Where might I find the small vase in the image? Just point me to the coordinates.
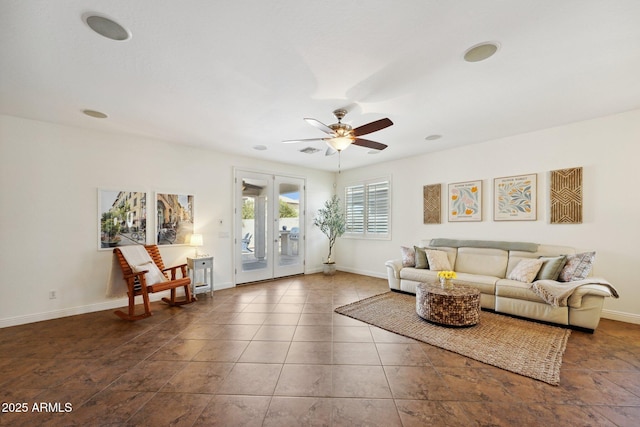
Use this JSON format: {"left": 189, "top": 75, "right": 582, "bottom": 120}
{"left": 439, "top": 277, "right": 453, "bottom": 289}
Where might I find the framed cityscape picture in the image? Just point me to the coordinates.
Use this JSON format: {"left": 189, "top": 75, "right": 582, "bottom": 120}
{"left": 448, "top": 180, "right": 482, "bottom": 222}
{"left": 98, "top": 189, "right": 148, "bottom": 250}
{"left": 494, "top": 173, "right": 537, "bottom": 221}
{"left": 155, "top": 192, "right": 195, "bottom": 245}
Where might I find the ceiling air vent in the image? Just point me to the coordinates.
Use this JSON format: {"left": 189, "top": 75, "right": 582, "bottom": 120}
{"left": 299, "top": 147, "right": 321, "bottom": 154}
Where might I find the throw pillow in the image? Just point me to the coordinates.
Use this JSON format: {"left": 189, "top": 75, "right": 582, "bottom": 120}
{"left": 558, "top": 251, "right": 596, "bottom": 282}
{"left": 414, "top": 246, "right": 429, "bottom": 269}
{"left": 400, "top": 246, "right": 416, "bottom": 267}
{"left": 508, "top": 258, "right": 544, "bottom": 283}
{"left": 132, "top": 261, "right": 168, "bottom": 286}
{"left": 535, "top": 256, "right": 567, "bottom": 281}
{"left": 425, "top": 249, "right": 451, "bottom": 271}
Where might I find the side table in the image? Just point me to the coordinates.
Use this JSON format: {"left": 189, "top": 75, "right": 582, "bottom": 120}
{"left": 187, "top": 256, "right": 214, "bottom": 298}
{"left": 416, "top": 281, "right": 480, "bottom": 327}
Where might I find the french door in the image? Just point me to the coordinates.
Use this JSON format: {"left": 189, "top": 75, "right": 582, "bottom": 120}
{"left": 234, "top": 170, "right": 305, "bottom": 284}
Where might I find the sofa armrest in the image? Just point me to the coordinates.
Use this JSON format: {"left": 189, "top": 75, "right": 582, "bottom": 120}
{"left": 385, "top": 259, "right": 403, "bottom": 290}
{"left": 568, "top": 282, "right": 617, "bottom": 309}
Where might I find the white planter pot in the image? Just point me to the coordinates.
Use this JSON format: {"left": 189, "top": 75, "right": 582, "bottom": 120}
{"left": 323, "top": 263, "right": 336, "bottom": 276}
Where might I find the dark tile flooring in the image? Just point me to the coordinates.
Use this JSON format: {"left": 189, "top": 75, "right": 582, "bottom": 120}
{"left": 1, "top": 272, "right": 639, "bottom": 426}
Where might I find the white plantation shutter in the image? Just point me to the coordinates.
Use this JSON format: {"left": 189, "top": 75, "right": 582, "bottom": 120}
{"left": 344, "top": 178, "right": 391, "bottom": 239}
{"left": 345, "top": 184, "right": 364, "bottom": 233}
{"left": 366, "top": 181, "right": 389, "bottom": 234}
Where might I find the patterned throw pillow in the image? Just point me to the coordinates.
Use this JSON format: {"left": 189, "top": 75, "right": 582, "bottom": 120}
{"left": 400, "top": 246, "right": 416, "bottom": 267}
{"left": 558, "top": 252, "right": 595, "bottom": 282}
{"left": 535, "top": 256, "right": 567, "bottom": 281}
{"left": 508, "top": 259, "right": 544, "bottom": 283}
{"left": 414, "top": 246, "right": 429, "bottom": 269}
{"left": 425, "top": 249, "right": 452, "bottom": 271}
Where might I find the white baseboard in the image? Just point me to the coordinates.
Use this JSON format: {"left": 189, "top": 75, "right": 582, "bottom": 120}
{"left": 336, "top": 266, "right": 387, "bottom": 280}
{"left": 601, "top": 309, "right": 640, "bottom": 325}
{"left": 1, "top": 283, "right": 239, "bottom": 329}
{"left": 0, "top": 297, "right": 142, "bottom": 328}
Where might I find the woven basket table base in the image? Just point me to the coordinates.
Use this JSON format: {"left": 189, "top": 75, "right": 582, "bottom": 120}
{"left": 416, "top": 282, "right": 481, "bottom": 327}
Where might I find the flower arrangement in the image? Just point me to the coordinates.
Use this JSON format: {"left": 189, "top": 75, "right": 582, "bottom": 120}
{"left": 437, "top": 271, "right": 457, "bottom": 280}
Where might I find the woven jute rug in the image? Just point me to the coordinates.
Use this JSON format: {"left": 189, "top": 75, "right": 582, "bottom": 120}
{"left": 335, "top": 292, "right": 571, "bottom": 385}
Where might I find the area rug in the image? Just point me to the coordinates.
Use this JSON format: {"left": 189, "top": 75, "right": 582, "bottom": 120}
{"left": 335, "top": 292, "right": 571, "bottom": 385}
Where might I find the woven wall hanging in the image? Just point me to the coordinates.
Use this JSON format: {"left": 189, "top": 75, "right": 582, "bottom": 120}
{"left": 550, "top": 167, "right": 583, "bottom": 224}
{"left": 423, "top": 184, "right": 441, "bottom": 224}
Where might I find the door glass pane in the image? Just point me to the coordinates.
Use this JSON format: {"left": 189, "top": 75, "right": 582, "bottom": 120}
{"left": 241, "top": 178, "right": 268, "bottom": 272}
{"left": 278, "top": 182, "right": 300, "bottom": 267}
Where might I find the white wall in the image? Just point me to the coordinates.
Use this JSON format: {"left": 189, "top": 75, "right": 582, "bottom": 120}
{"left": 3, "top": 110, "right": 639, "bottom": 326}
{"left": 335, "top": 109, "right": 640, "bottom": 324}
{"left": 0, "top": 115, "right": 335, "bottom": 327}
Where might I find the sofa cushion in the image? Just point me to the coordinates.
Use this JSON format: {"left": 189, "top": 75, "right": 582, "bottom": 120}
{"left": 451, "top": 272, "right": 499, "bottom": 295}
{"left": 414, "top": 246, "right": 429, "bottom": 269}
{"left": 399, "top": 267, "right": 438, "bottom": 283}
{"left": 400, "top": 246, "right": 415, "bottom": 267}
{"left": 507, "top": 259, "right": 544, "bottom": 283}
{"left": 495, "top": 279, "right": 547, "bottom": 303}
{"left": 430, "top": 238, "right": 538, "bottom": 252}
{"left": 559, "top": 251, "right": 595, "bottom": 282}
{"left": 425, "top": 249, "right": 451, "bottom": 271}
{"left": 535, "top": 256, "right": 567, "bottom": 281}
{"left": 454, "top": 247, "right": 509, "bottom": 277}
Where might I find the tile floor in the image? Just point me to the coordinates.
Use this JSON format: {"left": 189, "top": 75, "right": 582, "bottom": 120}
{"left": 1, "top": 272, "right": 639, "bottom": 426}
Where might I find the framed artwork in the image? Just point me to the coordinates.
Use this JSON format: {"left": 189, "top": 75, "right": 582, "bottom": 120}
{"left": 494, "top": 173, "right": 537, "bottom": 221}
{"left": 423, "top": 184, "right": 441, "bottom": 224}
{"left": 98, "top": 189, "right": 148, "bottom": 250}
{"left": 155, "top": 193, "right": 194, "bottom": 245}
{"left": 550, "top": 167, "right": 582, "bottom": 224}
{"left": 448, "top": 180, "right": 482, "bottom": 222}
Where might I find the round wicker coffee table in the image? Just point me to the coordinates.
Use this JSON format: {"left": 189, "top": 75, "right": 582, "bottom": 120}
{"left": 416, "top": 282, "right": 481, "bottom": 327}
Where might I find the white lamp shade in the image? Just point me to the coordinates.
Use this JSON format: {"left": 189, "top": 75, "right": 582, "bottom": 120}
{"left": 189, "top": 234, "right": 203, "bottom": 247}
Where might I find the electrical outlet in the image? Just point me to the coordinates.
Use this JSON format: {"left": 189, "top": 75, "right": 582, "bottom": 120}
{"left": 49, "top": 290, "right": 57, "bottom": 299}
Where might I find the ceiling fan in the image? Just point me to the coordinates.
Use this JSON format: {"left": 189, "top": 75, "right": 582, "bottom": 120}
{"left": 283, "top": 109, "right": 393, "bottom": 156}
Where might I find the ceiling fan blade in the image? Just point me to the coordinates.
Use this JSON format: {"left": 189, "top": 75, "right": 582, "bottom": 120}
{"left": 352, "top": 118, "right": 393, "bottom": 137}
{"left": 282, "top": 138, "right": 325, "bottom": 144}
{"left": 352, "top": 138, "right": 388, "bottom": 151}
{"left": 304, "top": 118, "right": 336, "bottom": 135}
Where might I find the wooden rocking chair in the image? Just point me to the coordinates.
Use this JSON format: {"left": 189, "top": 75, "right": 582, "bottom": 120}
{"left": 113, "top": 245, "right": 196, "bottom": 321}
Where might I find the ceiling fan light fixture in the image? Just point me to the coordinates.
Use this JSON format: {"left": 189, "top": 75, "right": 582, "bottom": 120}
{"left": 84, "top": 13, "right": 131, "bottom": 41}
{"left": 327, "top": 136, "right": 353, "bottom": 151}
{"left": 464, "top": 42, "right": 499, "bottom": 62}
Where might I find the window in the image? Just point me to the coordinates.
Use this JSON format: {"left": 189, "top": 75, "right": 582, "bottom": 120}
{"left": 344, "top": 178, "right": 391, "bottom": 239}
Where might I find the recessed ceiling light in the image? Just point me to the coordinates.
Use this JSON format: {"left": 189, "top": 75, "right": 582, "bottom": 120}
{"left": 425, "top": 134, "right": 442, "bottom": 141}
{"left": 84, "top": 14, "right": 131, "bottom": 41}
{"left": 83, "top": 109, "right": 108, "bottom": 119}
{"left": 253, "top": 145, "right": 267, "bottom": 151}
{"left": 464, "top": 42, "right": 499, "bottom": 62}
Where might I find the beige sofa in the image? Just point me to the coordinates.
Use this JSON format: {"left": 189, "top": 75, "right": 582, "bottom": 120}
{"left": 385, "top": 238, "right": 618, "bottom": 331}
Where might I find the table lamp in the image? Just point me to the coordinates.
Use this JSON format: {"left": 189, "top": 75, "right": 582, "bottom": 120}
{"left": 189, "top": 233, "right": 203, "bottom": 257}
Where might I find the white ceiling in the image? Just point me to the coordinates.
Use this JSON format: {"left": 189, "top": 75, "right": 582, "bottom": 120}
{"left": 2, "top": 1, "right": 640, "bottom": 172}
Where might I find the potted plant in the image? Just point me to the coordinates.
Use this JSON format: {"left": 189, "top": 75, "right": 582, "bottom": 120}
{"left": 313, "top": 195, "right": 346, "bottom": 275}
